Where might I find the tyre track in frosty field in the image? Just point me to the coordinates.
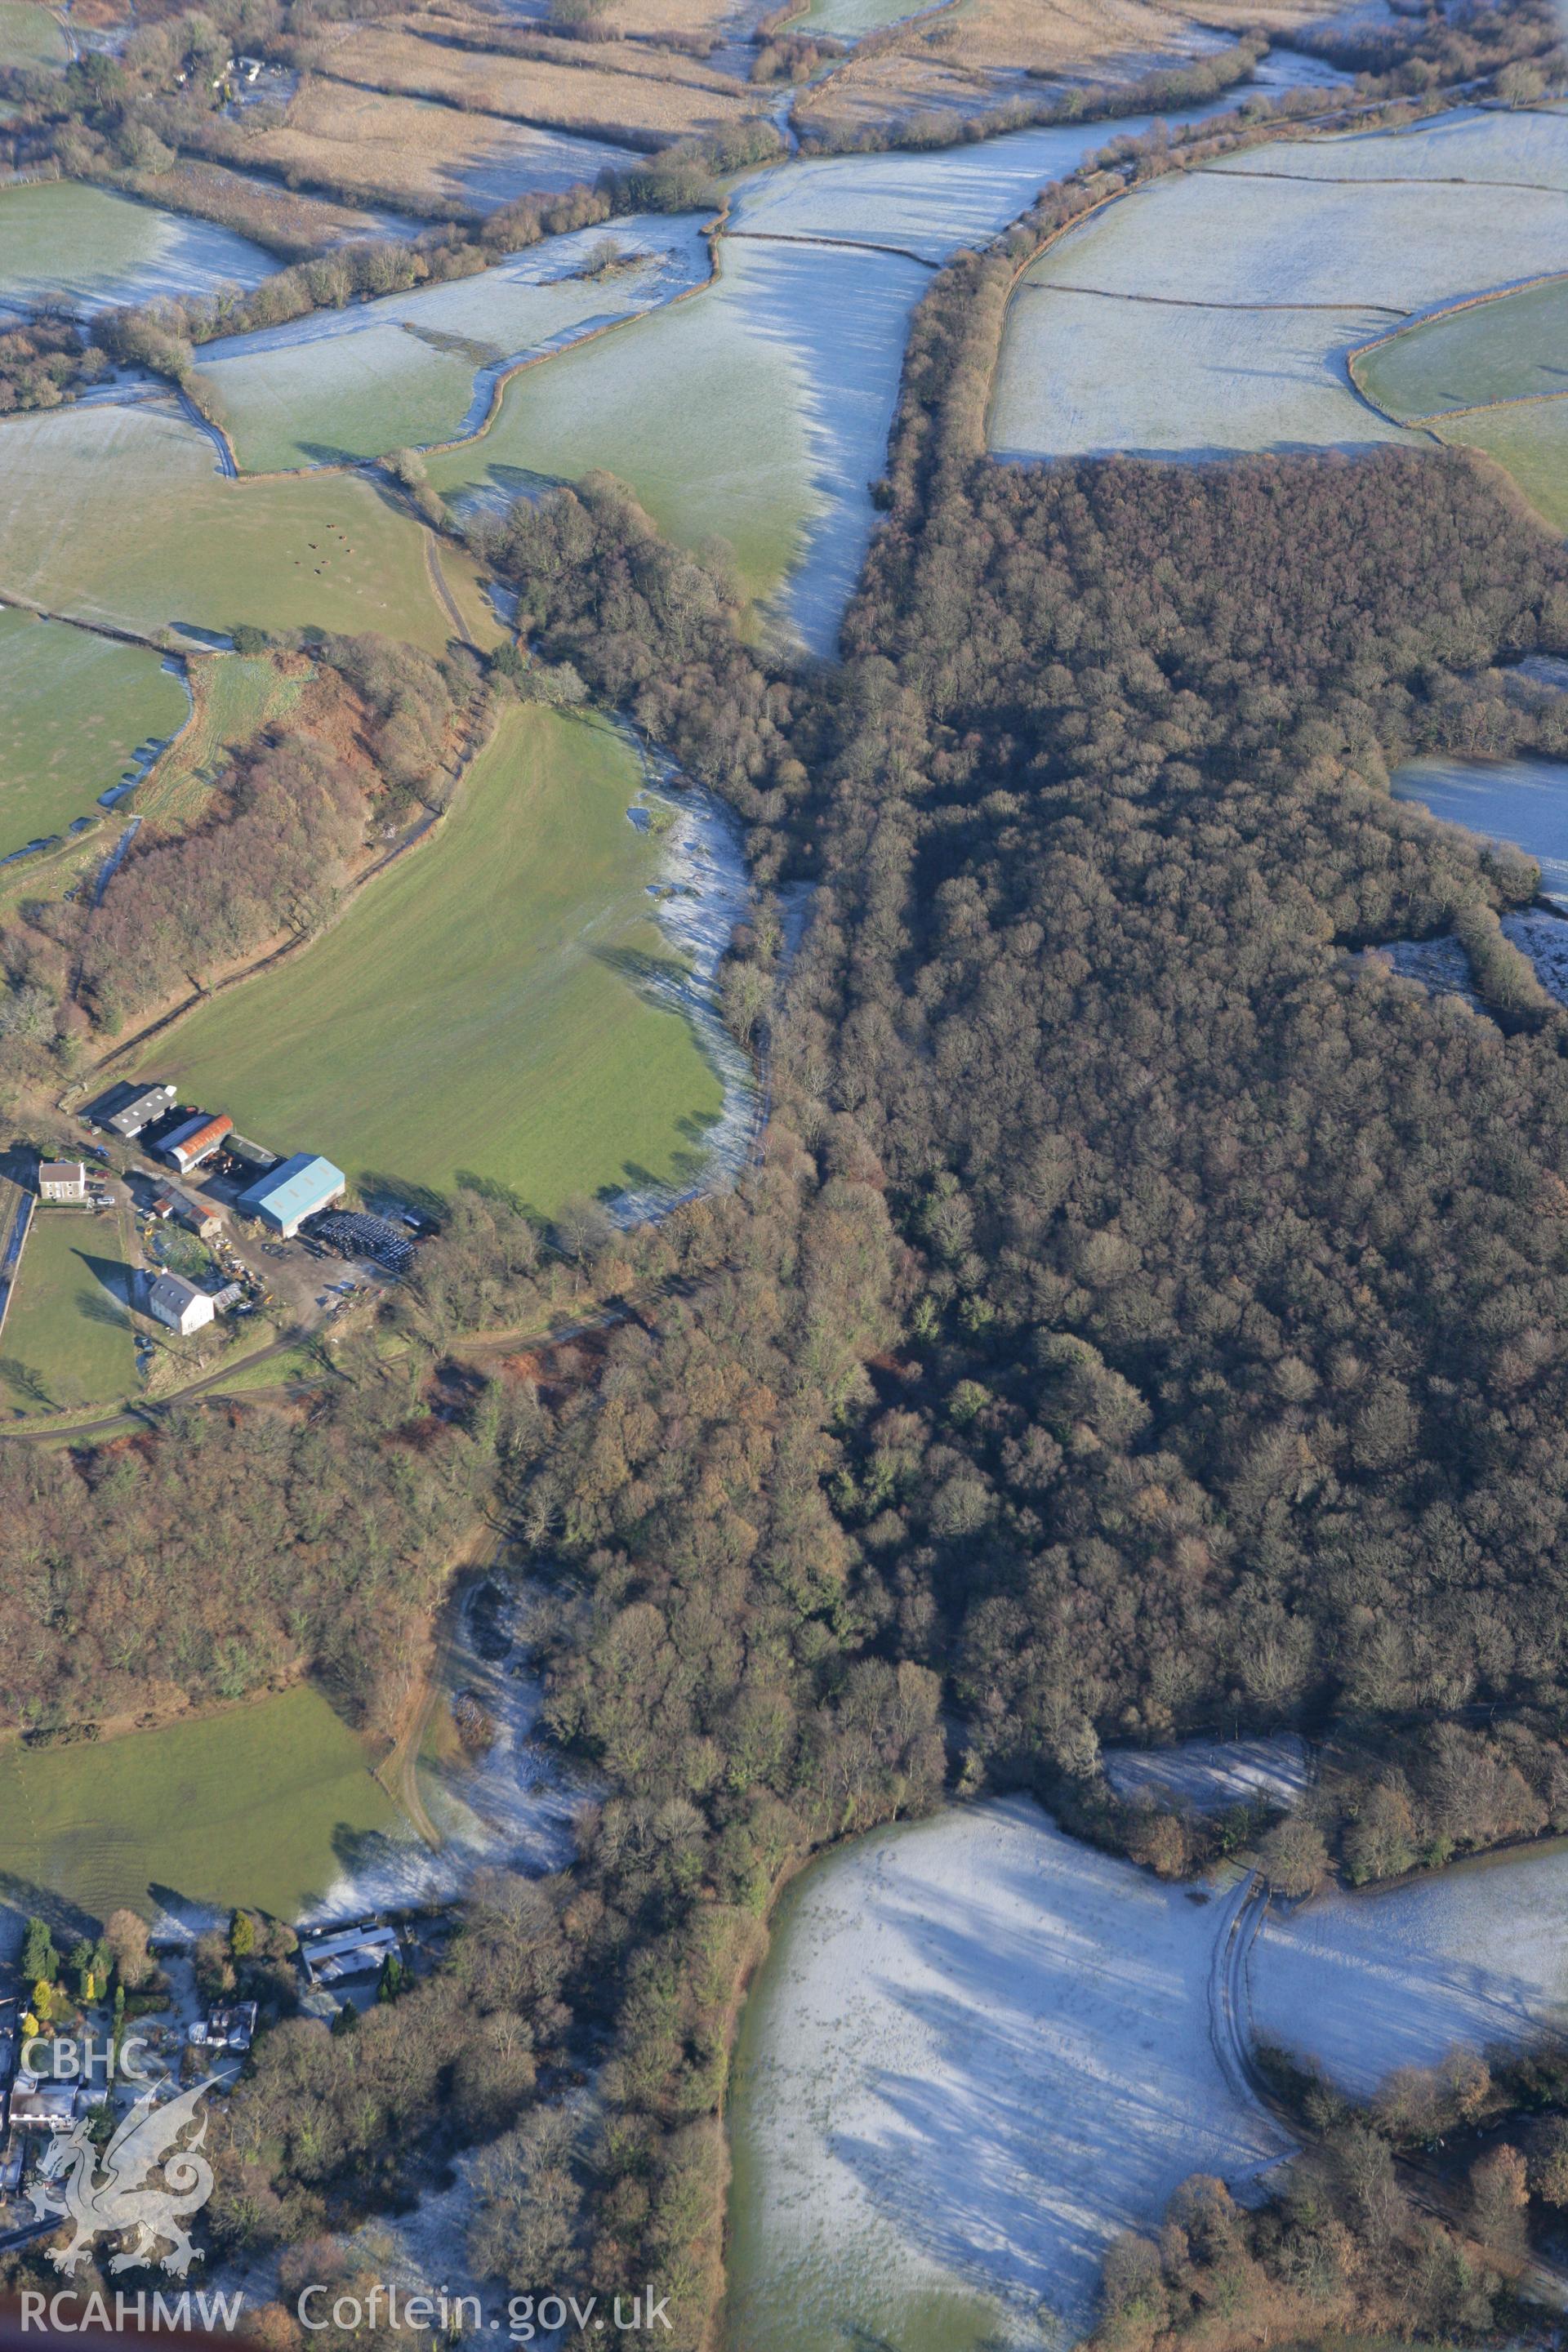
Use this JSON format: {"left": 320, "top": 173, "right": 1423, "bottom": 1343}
{"left": 1205, "top": 1864, "right": 1568, "bottom": 2309}
{"left": 1206, "top": 1866, "right": 1281, "bottom": 2125}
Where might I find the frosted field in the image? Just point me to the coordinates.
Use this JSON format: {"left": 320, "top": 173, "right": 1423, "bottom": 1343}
{"left": 728, "top": 99, "right": 1241, "bottom": 263}
{"left": 1392, "top": 754, "right": 1568, "bottom": 903}
{"left": 1250, "top": 1842, "right": 1568, "bottom": 2097}
{"left": 1019, "top": 170, "right": 1568, "bottom": 310}
{"left": 450, "top": 123, "right": 645, "bottom": 212}
{"left": 0, "top": 180, "right": 274, "bottom": 312}
{"left": 427, "top": 235, "right": 928, "bottom": 652}
{"left": 725, "top": 1797, "right": 1290, "bottom": 2352}
{"left": 794, "top": 0, "right": 935, "bottom": 30}
{"left": 1208, "top": 103, "right": 1568, "bottom": 190}
{"left": 190, "top": 221, "right": 707, "bottom": 470}
{"left": 989, "top": 113, "right": 1568, "bottom": 461}
{"left": 0, "top": 2, "right": 68, "bottom": 65}
{"left": 1105, "top": 1733, "right": 1311, "bottom": 1814}
{"left": 990, "top": 292, "right": 1419, "bottom": 457}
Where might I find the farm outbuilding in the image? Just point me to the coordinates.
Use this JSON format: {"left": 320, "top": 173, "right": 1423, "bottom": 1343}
{"left": 146, "top": 1272, "right": 216, "bottom": 1337}
{"left": 158, "top": 1112, "right": 234, "bottom": 1175}
{"left": 96, "top": 1080, "right": 176, "bottom": 1142}
{"left": 10, "top": 2085, "right": 80, "bottom": 2133}
{"left": 300, "top": 1922, "right": 399, "bottom": 1988}
{"left": 236, "top": 1152, "right": 345, "bottom": 1238}
{"left": 157, "top": 1187, "right": 223, "bottom": 1239}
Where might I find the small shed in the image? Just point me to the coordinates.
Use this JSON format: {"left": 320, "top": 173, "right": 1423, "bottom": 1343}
{"left": 168, "top": 1187, "right": 223, "bottom": 1240}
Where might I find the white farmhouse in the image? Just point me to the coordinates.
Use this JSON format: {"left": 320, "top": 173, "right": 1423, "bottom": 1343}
{"left": 146, "top": 1273, "right": 216, "bottom": 1338}
{"left": 38, "top": 1161, "right": 87, "bottom": 1202}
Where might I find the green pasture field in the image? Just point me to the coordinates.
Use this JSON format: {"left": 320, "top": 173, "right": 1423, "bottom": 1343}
{"left": 0, "top": 2, "right": 67, "bottom": 65}
{"left": 0, "top": 180, "right": 271, "bottom": 311}
{"left": 197, "top": 321, "right": 480, "bottom": 475}
{"left": 191, "top": 256, "right": 670, "bottom": 474}
{"left": 0, "top": 608, "right": 189, "bottom": 858}
{"left": 794, "top": 0, "right": 924, "bottom": 32}
{"left": 0, "top": 1209, "right": 136, "bottom": 1419}
{"left": 1353, "top": 276, "right": 1568, "bottom": 421}
{"left": 423, "top": 255, "right": 812, "bottom": 611}
{"left": 0, "top": 1684, "right": 403, "bottom": 1926}
{"left": 0, "top": 405, "right": 456, "bottom": 652}
{"left": 138, "top": 703, "right": 726, "bottom": 1214}
{"left": 1435, "top": 398, "right": 1568, "bottom": 531}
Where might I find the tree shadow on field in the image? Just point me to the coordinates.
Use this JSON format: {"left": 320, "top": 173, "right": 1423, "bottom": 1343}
{"left": 454, "top": 1169, "right": 530, "bottom": 1218}
{"left": 74, "top": 1250, "right": 136, "bottom": 1325}
{"left": 296, "top": 439, "right": 374, "bottom": 470}
{"left": 146, "top": 1882, "right": 228, "bottom": 1940}
{"left": 0, "top": 1356, "right": 55, "bottom": 1410}
{"left": 357, "top": 1170, "right": 452, "bottom": 1227}
{"left": 0, "top": 1870, "right": 100, "bottom": 1959}
{"left": 314, "top": 1817, "right": 438, "bottom": 1919}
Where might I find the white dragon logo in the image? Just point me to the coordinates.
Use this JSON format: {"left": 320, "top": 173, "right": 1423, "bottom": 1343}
{"left": 28, "top": 2074, "right": 229, "bottom": 2277}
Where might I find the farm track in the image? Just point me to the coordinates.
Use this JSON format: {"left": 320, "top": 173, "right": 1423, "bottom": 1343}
{"left": 1206, "top": 1867, "right": 1272, "bottom": 2111}
{"left": 422, "top": 528, "right": 475, "bottom": 648}
{"left": 1208, "top": 1869, "right": 1568, "bottom": 2307}
{"left": 0, "top": 1325, "right": 319, "bottom": 1442}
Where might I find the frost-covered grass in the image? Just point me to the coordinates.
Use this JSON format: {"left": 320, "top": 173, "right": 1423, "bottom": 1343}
{"left": 989, "top": 120, "right": 1568, "bottom": 463}
{"left": 0, "top": 1, "right": 67, "bottom": 66}
{"left": 426, "top": 235, "right": 927, "bottom": 650}
{"left": 726, "top": 1796, "right": 1290, "bottom": 2352}
{"left": 1024, "top": 169, "right": 1568, "bottom": 310}
{"left": 990, "top": 290, "right": 1418, "bottom": 457}
{"left": 729, "top": 104, "right": 1236, "bottom": 262}
{"left": 1391, "top": 753, "right": 1568, "bottom": 902}
{"left": 1250, "top": 1841, "right": 1568, "bottom": 2097}
{"left": 0, "top": 404, "right": 453, "bottom": 650}
{"left": 1354, "top": 275, "right": 1568, "bottom": 421}
{"left": 0, "top": 608, "right": 188, "bottom": 857}
{"left": 0, "top": 180, "right": 274, "bottom": 312}
{"left": 793, "top": 0, "right": 933, "bottom": 31}
{"left": 1104, "top": 1735, "right": 1310, "bottom": 1814}
{"left": 191, "top": 234, "right": 695, "bottom": 471}
{"left": 1209, "top": 104, "right": 1568, "bottom": 191}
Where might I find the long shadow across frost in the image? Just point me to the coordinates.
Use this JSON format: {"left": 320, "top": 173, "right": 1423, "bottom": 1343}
{"left": 726, "top": 1797, "right": 1291, "bottom": 2352}
{"left": 735, "top": 236, "right": 933, "bottom": 653}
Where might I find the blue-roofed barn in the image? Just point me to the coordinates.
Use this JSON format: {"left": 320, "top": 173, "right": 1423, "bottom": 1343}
{"left": 235, "top": 1152, "right": 346, "bottom": 1238}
